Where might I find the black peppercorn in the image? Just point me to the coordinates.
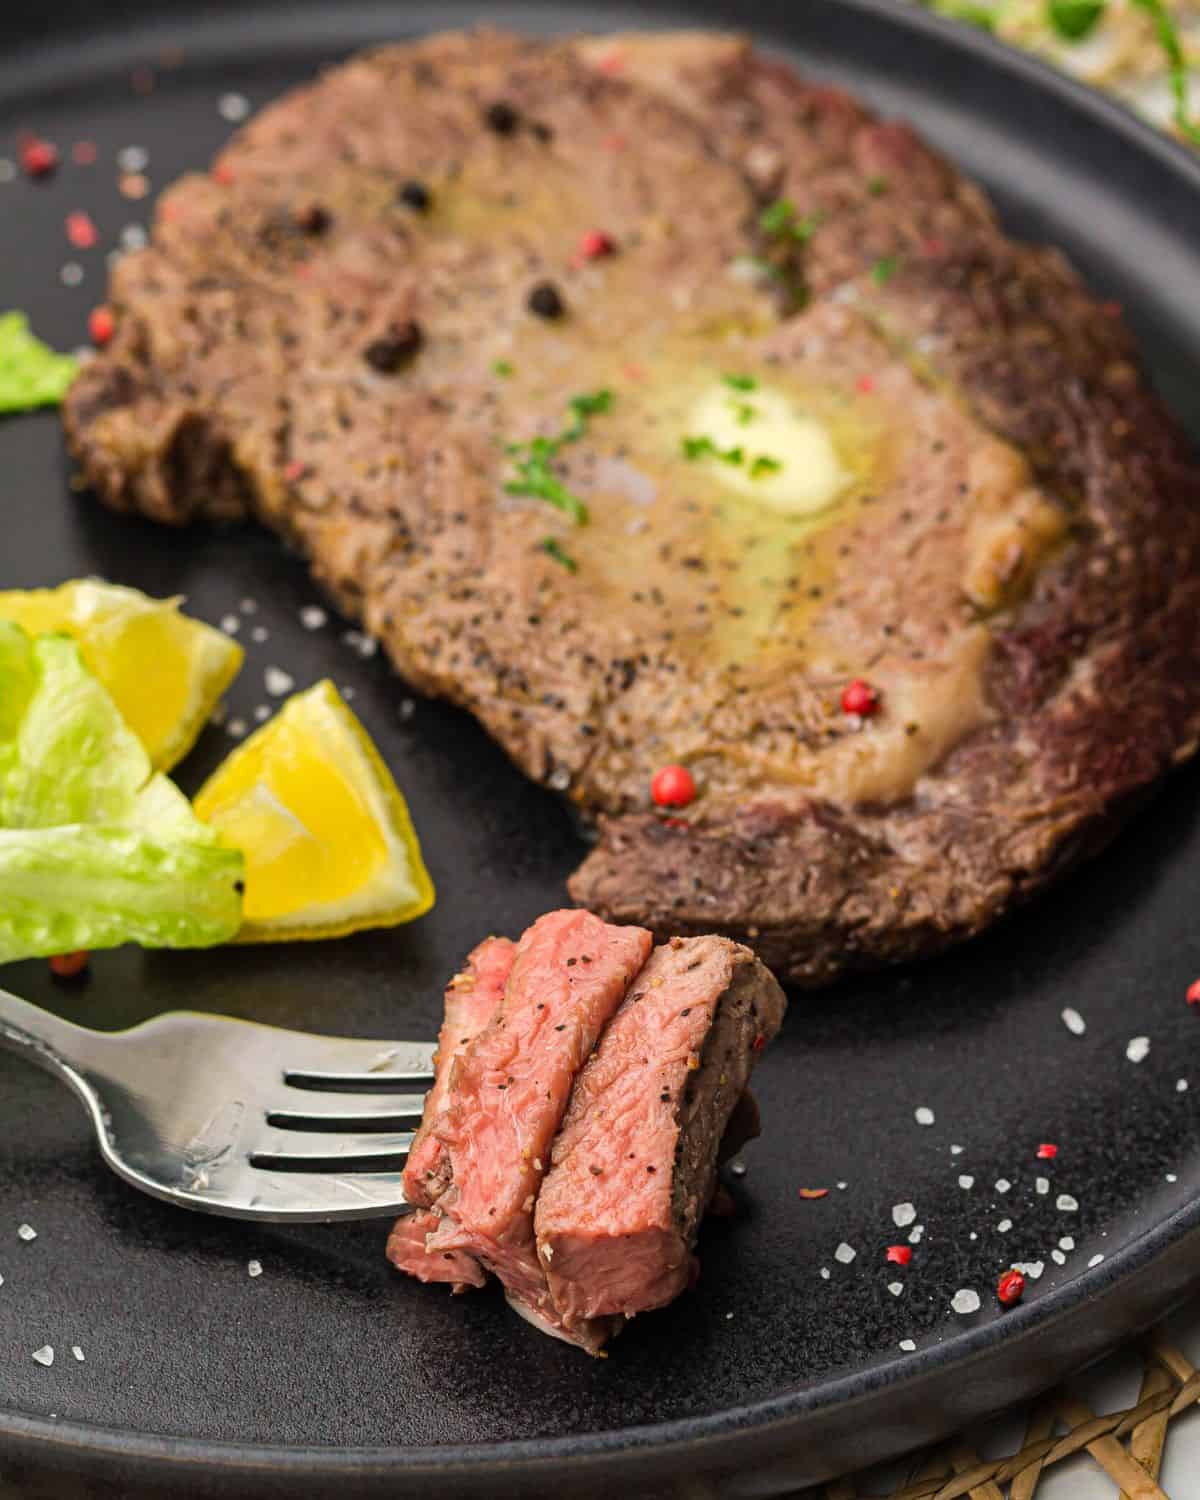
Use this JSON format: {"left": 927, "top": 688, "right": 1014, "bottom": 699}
{"left": 363, "top": 320, "right": 424, "bottom": 373}
{"left": 530, "top": 120, "right": 554, "bottom": 143}
{"left": 484, "top": 100, "right": 520, "bottom": 134}
{"left": 296, "top": 204, "right": 332, "bottom": 235}
{"left": 398, "top": 179, "right": 431, "bottom": 212}
{"left": 527, "top": 281, "right": 565, "bottom": 320}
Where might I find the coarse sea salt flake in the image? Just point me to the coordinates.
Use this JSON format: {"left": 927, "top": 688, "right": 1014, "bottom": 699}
{"left": 899, "top": 1338, "right": 916, "bottom": 1352}
{"left": 1126, "top": 1035, "right": 1151, "bottom": 1064}
{"left": 264, "top": 666, "right": 294, "bottom": 697}
{"left": 914, "top": 1107, "right": 935, "bottom": 1126}
{"left": 119, "top": 223, "right": 147, "bottom": 252}
{"left": 0, "top": 159, "right": 15, "bottom": 184}
{"left": 1059, "top": 1236, "right": 1075, "bottom": 1251}
{"left": 1013, "top": 1260, "right": 1044, "bottom": 1280}
{"left": 951, "top": 1289, "right": 981, "bottom": 1315}
{"left": 71, "top": 1345, "right": 84, "bottom": 1362}
{"left": 819, "top": 1267, "right": 830, "bottom": 1280}
{"left": 17, "top": 1224, "right": 36, "bottom": 1242}
{"left": 888, "top": 1282, "right": 903, "bottom": 1296}
{"left": 226, "top": 717, "right": 247, "bottom": 739}
{"left": 995, "top": 1178, "right": 1012, "bottom": 1193}
{"left": 300, "top": 606, "right": 327, "bottom": 631}
{"left": 950, "top": 1144, "right": 964, "bottom": 1155}
{"left": 1166, "top": 1173, "right": 1178, "bottom": 1183}
{"left": 1061, "top": 1007, "right": 1086, "bottom": 1036}
{"left": 32, "top": 1346, "right": 53, "bottom": 1367}
{"left": 958, "top": 1175, "right": 974, "bottom": 1190}
{"left": 834, "top": 1242, "right": 856, "bottom": 1265}
{"left": 220, "top": 614, "right": 240, "bottom": 635}
{"left": 117, "top": 145, "right": 149, "bottom": 173}
{"left": 1088, "top": 1254, "right": 1104, "bottom": 1267}
{"left": 1036, "top": 1177, "right": 1050, "bottom": 1195}
{"left": 1051, "top": 1250, "right": 1066, "bottom": 1266}
{"left": 251, "top": 626, "right": 269, "bottom": 644}
{"left": 218, "top": 93, "right": 250, "bottom": 122}
{"left": 1057, "top": 1194, "right": 1079, "bottom": 1212}
{"left": 1177, "top": 1078, "right": 1189, "bottom": 1093}
{"left": 254, "top": 705, "right": 270, "bottom": 722}
{"left": 892, "top": 1202, "right": 916, "bottom": 1228}
{"left": 908, "top": 1224, "right": 925, "bottom": 1245}
{"left": 60, "top": 262, "right": 84, "bottom": 287}
{"left": 248, "top": 1259, "right": 262, "bottom": 1278}
{"left": 998, "top": 1219, "right": 1013, "bottom": 1233}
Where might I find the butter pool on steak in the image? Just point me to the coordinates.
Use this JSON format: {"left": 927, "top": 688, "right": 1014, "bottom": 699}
{"left": 389, "top": 914, "right": 785, "bottom": 1350}
{"left": 65, "top": 30, "right": 1200, "bottom": 984}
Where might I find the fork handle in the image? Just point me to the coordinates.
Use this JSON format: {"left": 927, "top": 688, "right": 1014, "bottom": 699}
{"left": 0, "top": 985, "right": 105, "bottom": 1083}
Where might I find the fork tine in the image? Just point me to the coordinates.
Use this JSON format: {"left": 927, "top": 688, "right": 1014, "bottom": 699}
{"left": 251, "top": 1128, "right": 416, "bottom": 1163}
{"left": 245, "top": 1170, "right": 409, "bottom": 1220}
{"left": 266, "top": 1101, "right": 428, "bottom": 1127}
{"left": 280, "top": 1036, "right": 437, "bottom": 1084}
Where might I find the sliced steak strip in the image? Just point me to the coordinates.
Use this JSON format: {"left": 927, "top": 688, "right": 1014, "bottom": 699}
{"left": 534, "top": 935, "right": 785, "bottom": 1328}
{"left": 387, "top": 935, "right": 515, "bottom": 1292}
{"left": 402, "top": 935, "right": 516, "bottom": 1210}
{"left": 421, "top": 909, "right": 652, "bottom": 1336}
{"left": 385, "top": 1212, "right": 488, "bottom": 1292}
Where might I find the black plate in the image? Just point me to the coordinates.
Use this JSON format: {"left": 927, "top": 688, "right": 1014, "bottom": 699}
{"left": 3, "top": 1, "right": 1200, "bottom": 1494}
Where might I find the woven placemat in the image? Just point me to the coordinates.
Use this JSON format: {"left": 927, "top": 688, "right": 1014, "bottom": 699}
{"left": 817, "top": 1326, "right": 1200, "bottom": 1498}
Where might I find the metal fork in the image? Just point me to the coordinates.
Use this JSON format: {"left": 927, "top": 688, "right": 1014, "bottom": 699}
{"left": 0, "top": 986, "right": 435, "bottom": 1221}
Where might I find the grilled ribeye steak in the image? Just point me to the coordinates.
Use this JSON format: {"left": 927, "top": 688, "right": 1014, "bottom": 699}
{"left": 64, "top": 30, "right": 1200, "bottom": 983}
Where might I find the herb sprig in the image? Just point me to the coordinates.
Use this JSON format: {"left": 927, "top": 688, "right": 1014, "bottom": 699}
{"left": 505, "top": 389, "right": 613, "bottom": 575}
{"left": 682, "top": 434, "right": 783, "bottom": 480}
{"left": 504, "top": 388, "right": 614, "bottom": 526}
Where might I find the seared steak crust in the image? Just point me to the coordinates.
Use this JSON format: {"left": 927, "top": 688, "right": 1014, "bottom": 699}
{"left": 64, "top": 30, "right": 1200, "bottom": 983}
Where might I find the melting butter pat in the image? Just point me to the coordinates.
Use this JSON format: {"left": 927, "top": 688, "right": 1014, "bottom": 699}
{"left": 686, "top": 383, "right": 847, "bottom": 516}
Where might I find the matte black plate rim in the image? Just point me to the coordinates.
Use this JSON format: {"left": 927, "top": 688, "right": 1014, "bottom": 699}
{"left": 4, "top": 0, "right": 1200, "bottom": 1487}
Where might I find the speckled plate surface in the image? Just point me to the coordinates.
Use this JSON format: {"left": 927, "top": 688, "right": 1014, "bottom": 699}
{"left": 2, "top": 2, "right": 1200, "bottom": 1495}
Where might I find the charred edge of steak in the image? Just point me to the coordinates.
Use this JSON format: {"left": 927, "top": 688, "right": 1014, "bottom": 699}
{"left": 669, "top": 948, "right": 784, "bottom": 1259}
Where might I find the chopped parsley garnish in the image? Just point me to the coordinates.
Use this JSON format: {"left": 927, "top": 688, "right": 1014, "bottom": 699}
{"left": 867, "top": 175, "right": 889, "bottom": 197}
{"left": 871, "top": 255, "right": 899, "bottom": 287}
{"left": 563, "top": 388, "right": 613, "bottom": 440}
{"left": 491, "top": 359, "right": 514, "bottom": 378}
{"left": 759, "top": 198, "right": 823, "bottom": 243}
{"left": 0, "top": 311, "right": 79, "bottom": 414}
{"left": 732, "top": 402, "right": 757, "bottom": 427}
{"left": 540, "top": 536, "right": 578, "bottom": 572}
{"left": 681, "top": 435, "right": 743, "bottom": 465}
{"left": 504, "top": 388, "right": 613, "bottom": 526}
{"left": 721, "top": 373, "right": 758, "bottom": 392}
{"left": 683, "top": 435, "right": 783, "bottom": 477}
{"left": 1047, "top": 0, "right": 1104, "bottom": 38}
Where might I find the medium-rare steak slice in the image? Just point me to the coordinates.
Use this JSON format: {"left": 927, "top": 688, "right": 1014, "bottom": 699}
{"left": 535, "top": 935, "right": 785, "bottom": 1329}
{"left": 65, "top": 30, "right": 1200, "bottom": 984}
{"left": 417, "top": 909, "right": 651, "bottom": 1343}
{"left": 402, "top": 934, "right": 515, "bottom": 1209}
{"left": 387, "top": 934, "right": 515, "bottom": 1291}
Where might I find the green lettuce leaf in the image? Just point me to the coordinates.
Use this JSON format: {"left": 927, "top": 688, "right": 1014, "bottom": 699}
{"left": 0, "top": 621, "right": 243, "bottom": 960}
{"left": 0, "top": 826, "right": 243, "bottom": 963}
{"left": 0, "top": 312, "right": 80, "bottom": 414}
{"left": 1, "top": 629, "right": 150, "bottom": 828}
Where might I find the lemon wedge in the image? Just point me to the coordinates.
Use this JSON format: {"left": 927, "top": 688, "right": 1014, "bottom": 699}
{"left": 193, "top": 680, "right": 434, "bottom": 942}
{"left": 0, "top": 581, "right": 242, "bottom": 772}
